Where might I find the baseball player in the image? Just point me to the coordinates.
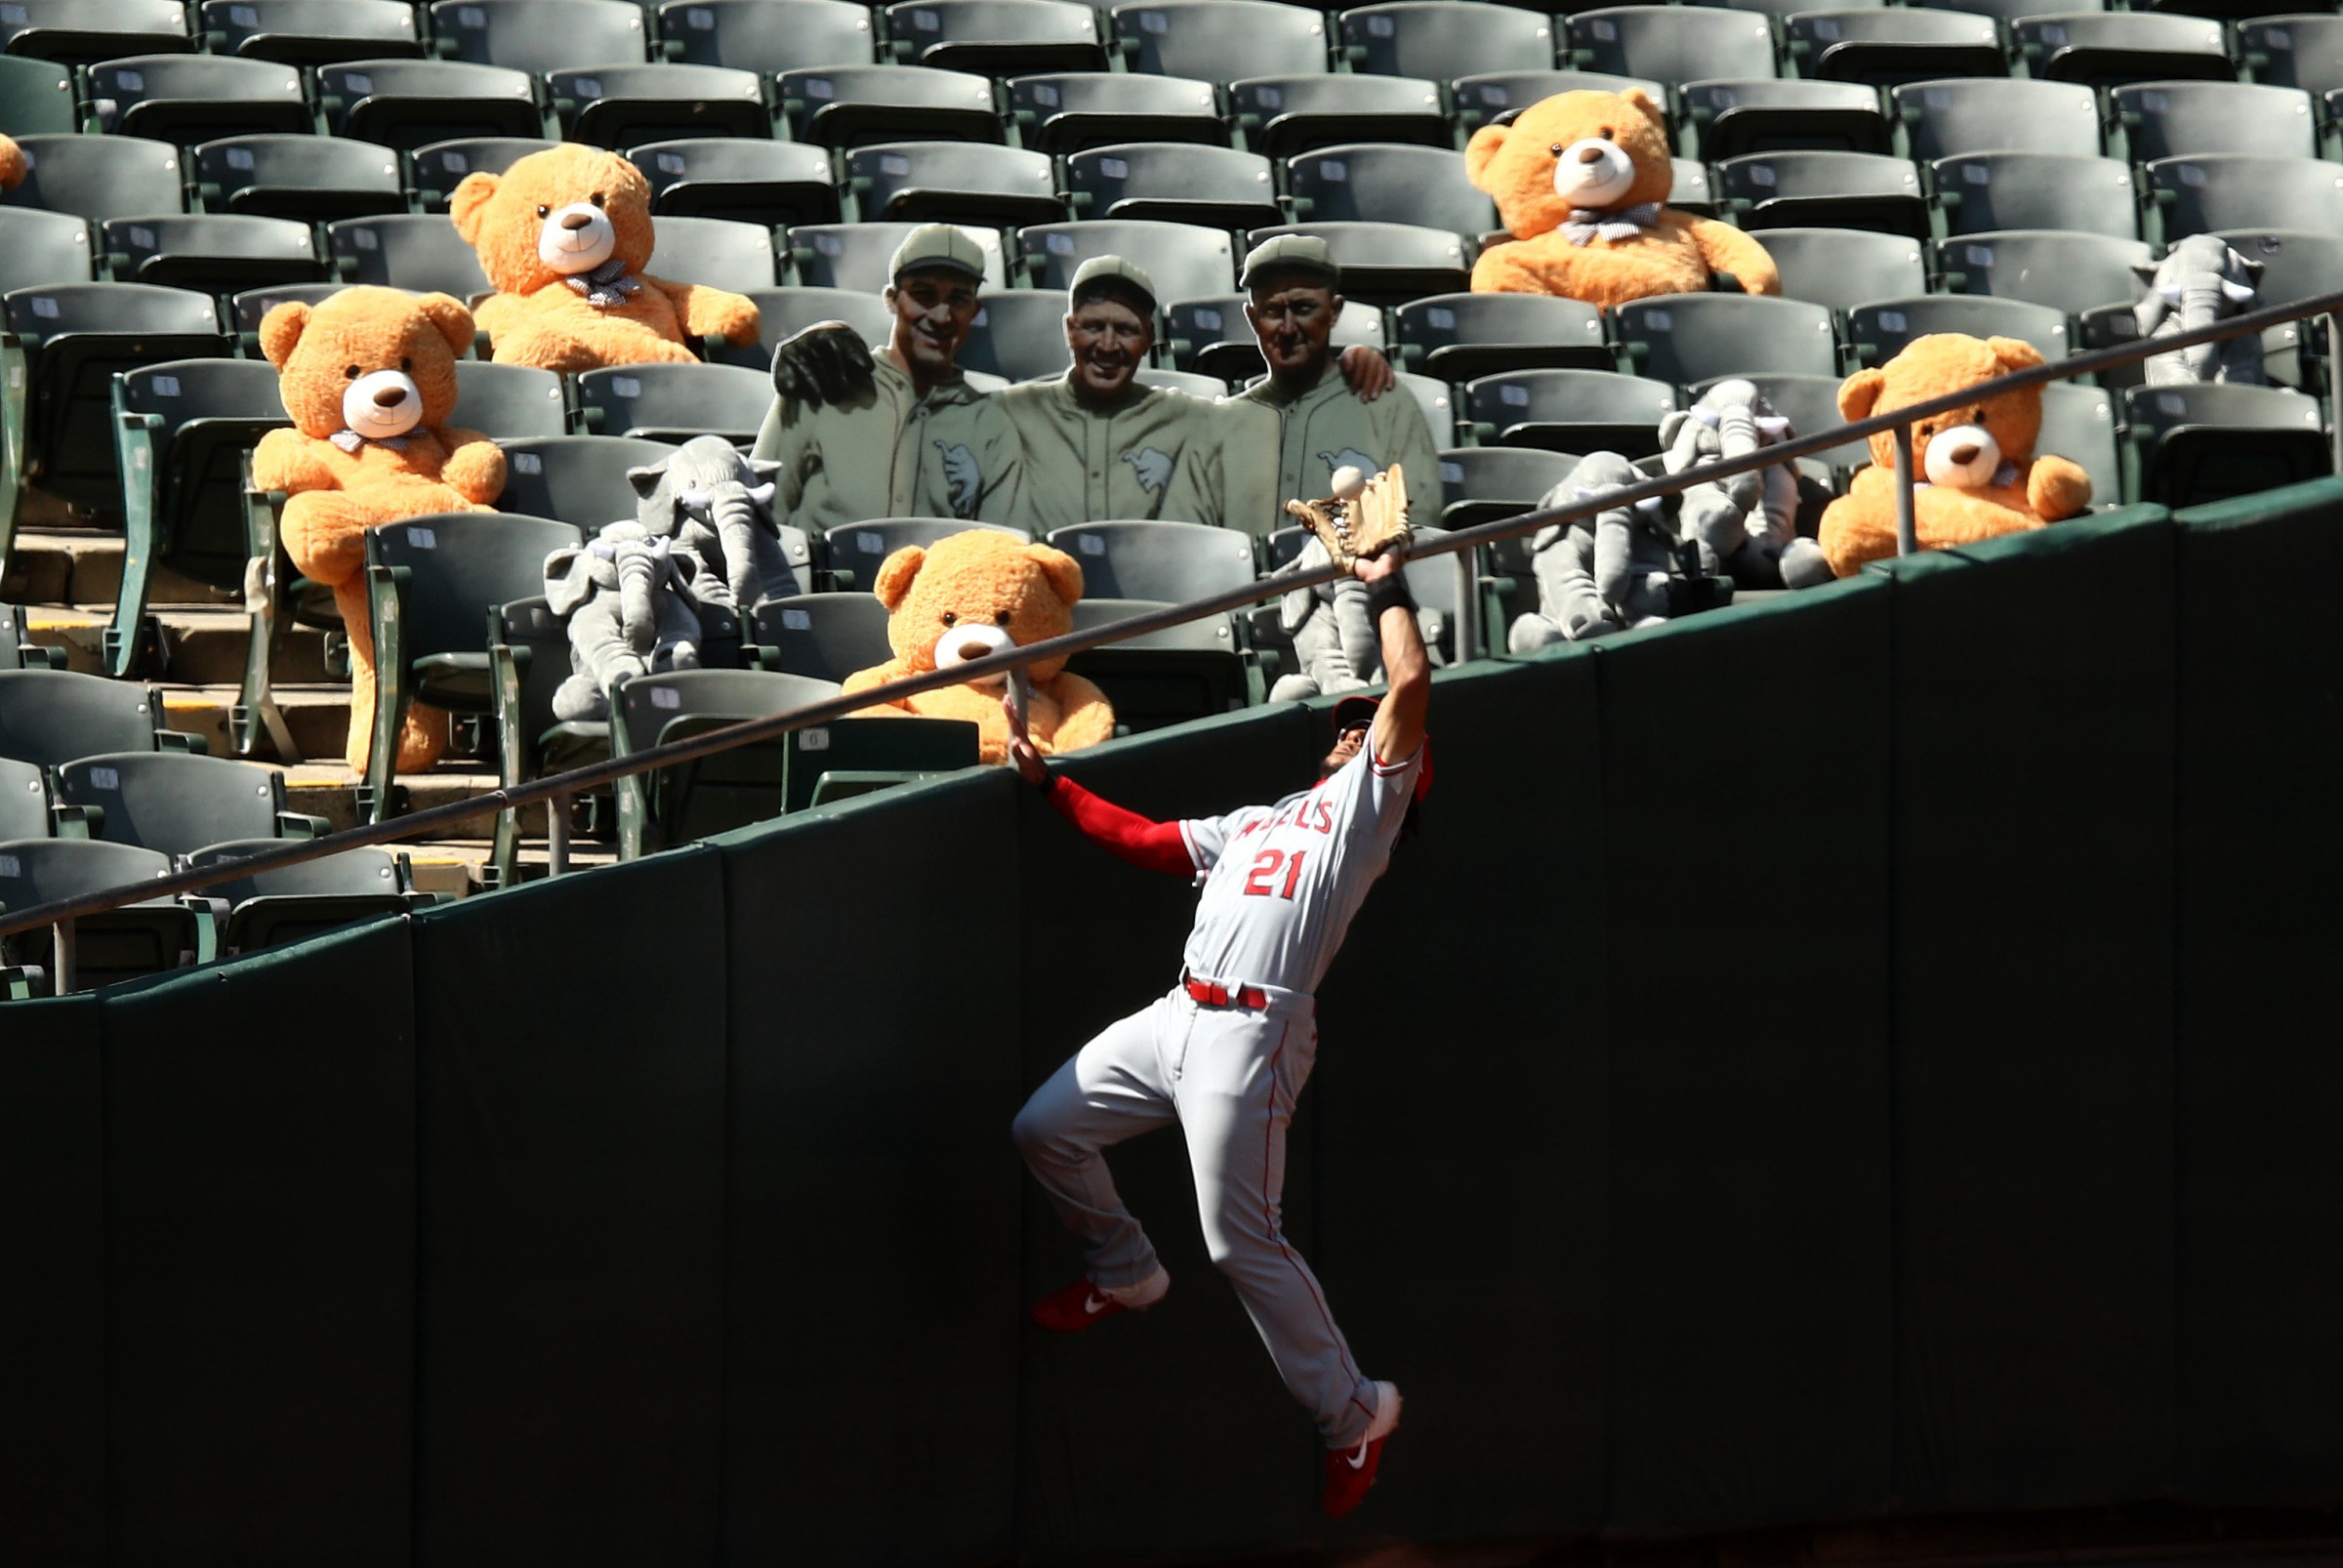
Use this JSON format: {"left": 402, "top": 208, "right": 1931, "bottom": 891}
{"left": 1234, "top": 235, "right": 1443, "bottom": 513}
{"left": 1006, "top": 542, "right": 1430, "bottom": 1519}
{"left": 750, "top": 224, "right": 1024, "bottom": 530}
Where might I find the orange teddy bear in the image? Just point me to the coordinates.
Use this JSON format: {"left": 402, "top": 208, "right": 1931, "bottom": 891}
{"left": 844, "top": 529, "right": 1115, "bottom": 765}
{"left": 1818, "top": 333, "right": 2093, "bottom": 576}
{"left": 450, "top": 143, "right": 760, "bottom": 374}
{"left": 251, "top": 287, "right": 506, "bottom": 775}
{"left": 0, "top": 134, "right": 23, "bottom": 191}
{"left": 1466, "top": 88, "right": 1779, "bottom": 308}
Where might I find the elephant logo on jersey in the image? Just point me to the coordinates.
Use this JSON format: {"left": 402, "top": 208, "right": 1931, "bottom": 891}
{"left": 934, "top": 440, "right": 982, "bottom": 518}
{"left": 1319, "top": 447, "right": 1379, "bottom": 483}
{"left": 1122, "top": 446, "right": 1174, "bottom": 495}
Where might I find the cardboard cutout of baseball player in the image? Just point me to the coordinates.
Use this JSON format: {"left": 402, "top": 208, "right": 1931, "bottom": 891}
{"left": 1006, "top": 511, "right": 1429, "bottom": 1520}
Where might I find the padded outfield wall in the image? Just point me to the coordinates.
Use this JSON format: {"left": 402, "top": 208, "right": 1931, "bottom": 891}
{"left": 2, "top": 483, "right": 2338, "bottom": 1566}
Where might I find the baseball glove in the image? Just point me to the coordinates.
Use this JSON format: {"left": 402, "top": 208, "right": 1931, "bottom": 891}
{"left": 1284, "top": 464, "right": 1411, "bottom": 574}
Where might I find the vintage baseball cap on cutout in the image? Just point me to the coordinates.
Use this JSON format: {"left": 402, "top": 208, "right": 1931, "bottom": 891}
{"left": 1241, "top": 232, "right": 1340, "bottom": 291}
{"left": 1068, "top": 254, "right": 1158, "bottom": 314}
{"left": 888, "top": 223, "right": 988, "bottom": 284}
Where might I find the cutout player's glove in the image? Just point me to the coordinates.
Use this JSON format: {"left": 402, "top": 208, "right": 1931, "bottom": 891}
{"left": 768, "top": 321, "right": 877, "bottom": 407}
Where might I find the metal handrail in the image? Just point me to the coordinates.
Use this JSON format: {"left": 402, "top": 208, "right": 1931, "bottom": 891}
{"left": 4, "top": 282, "right": 2341, "bottom": 967}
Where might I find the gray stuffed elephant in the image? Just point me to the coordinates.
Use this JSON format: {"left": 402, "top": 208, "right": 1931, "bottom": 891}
{"left": 628, "top": 433, "right": 791, "bottom": 623}
{"left": 1266, "top": 533, "right": 1448, "bottom": 703}
{"left": 2134, "top": 234, "right": 2266, "bottom": 388}
{"left": 1507, "top": 451, "right": 1682, "bottom": 651}
{"left": 1656, "top": 379, "right": 1832, "bottom": 590}
{"left": 545, "top": 518, "right": 704, "bottom": 722}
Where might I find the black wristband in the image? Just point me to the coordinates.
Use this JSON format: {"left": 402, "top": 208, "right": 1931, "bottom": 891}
{"left": 1363, "top": 569, "right": 1416, "bottom": 623}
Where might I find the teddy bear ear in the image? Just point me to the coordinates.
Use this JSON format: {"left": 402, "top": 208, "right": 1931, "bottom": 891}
{"left": 257, "top": 301, "right": 310, "bottom": 371}
{"left": 412, "top": 292, "right": 477, "bottom": 357}
{"left": 1837, "top": 366, "right": 1887, "bottom": 423}
{"left": 1986, "top": 335, "right": 2044, "bottom": 374}
{"left": 1023, "top": 543, "right": 1085, "bottom": 607}
{"left": 873, "top": 545, "right": 925, "bottom": 610}
{"left": 449, "top": 171, "right": 499, "bottom": 245}
{"left": 1462, "top": 121, "right": 1511, "bottom": 190}
{"left": 1623, "top": 86, "right": 1666, "bottom": 132}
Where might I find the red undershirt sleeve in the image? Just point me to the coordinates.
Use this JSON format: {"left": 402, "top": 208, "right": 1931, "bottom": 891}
{"left": 1046, "top": 775, "right": 1197, "bottom": 878}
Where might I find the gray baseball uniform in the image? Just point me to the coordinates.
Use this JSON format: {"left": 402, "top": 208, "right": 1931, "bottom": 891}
{"left": 1012, "top": 743, "right": 1422, "bottom": 1449}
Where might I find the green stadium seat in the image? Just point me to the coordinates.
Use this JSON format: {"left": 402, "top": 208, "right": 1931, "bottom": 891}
{"left": 55, "top": 750, "right": 323, "bottom": 856}
{"left": 1783, "top": 9, "right": 2003, "bottom": 86}
{"left": 1399, "top": 367, "right": 1455, "bottom": 446}
{"left": 427, "top": 0, "right": 651, "bottom": 74}
{"left": 1910, "top": 0, "right": 2097, "bottom": 21}
{"left": 361, "top": 510, "right": 584, "bottom": 818}
{"left": 0, "top": 0, "right": 191, "bottom": 64}
{"left": 453, "top": 360, "right": 571, "bottom": 441}
{"left": 711, "top": 283, "right": 891, "bottom": 371}
{"left": 1227, "top": 73, "right": 1448, "bottom": 158}
{"left": 655, "top": 0, "right": 879, "bottom": 71}
{"left": 1612, "top": 292, "right": 1841, "bottom": 385}
{"left": 0, "top": 669, "right": 198, "bottom": 768}
{"left": 884, "top": 0, "right": 1107, "bottom": 74}
{"left": 1464, "top": 367, "right": 1679, "bottom": 456}
{"left": 0, "top": 283, "right": 228, "bottom": 534}
{"left": 575, "top": 361, "right": 773, "bottom": 444}
{"left": 2120, "top": 382, "right": 2329, "bottom": 508}
{"left": 86, "top": 55, "right": 312, "bottom": 146}
{"left": 0, "top": 208, "right": 94, "bottom": 294}
{"left": 788, "top": 220, "right": 1008, "bottom": 291}
{"left": 957, "top": 289, "right": 1074, "bottom": 382}
{"left": 774, "top": 715, "right": 979, "bottom": 812}
{"left": 2037, "top": 380, "right": 2119, "bottom": 507}
{"left": 104, "top": 357, "right": 289, "bottom": 681}
{"left": 1693, "top": 370, "right": 1869, "bottom": 471}
{"left": 1166, "top": 291, "right": 1383, "bottom": 381}
{"left": 316, "top": 59, "right": 547, "bottom": 150}
{"left": 1112, "top": 0, "right": 1330, "bottom": 83}
{"left": 484, "top": 592, "right": 610, "bottom": 882}
{"left": 1065, "top": 143, "right": 1278, "bottom": 230}
{"left": 0, "top": 838, "right": 215, "bottom": 995}
{"left": 327, "top": 213, "right": 493, "bottom": 297}
{"left": 1340, "top": 3, "right": 1558, "bottom": 85}
{"left": 776, "top": 63, "right": 1001, "bottom": 147}
{"left": 103, "top": 214, "right": 325, "bottom": 293}
{"left": 1243, "top": 221, "right": 1469, "bottom": 304}
{"left": 1713, "top": 148, "right": 1928, "bottom": 237}
{"left": 1846, "top": 293, "right": 2071, "bottom": 367}
{"left": 229, "top": 282, "right": 347, "bottom": 352}
{"left": 818, "top": 516, "right": 1027, "bottom": 592}
{"left": 199, "top": 0, "right": 427, "bottom": 65}
{"left": 643, "top": 214, "right": 780, "bottom": 289}
{"left": 632, "top": 137, "right": 839, "bottom": 227}
{"left": 0, "top": 133, "right": 185, "bottom": 224}
{"left": 2011, "top": 13, "right": 2233, "bottom": 89}
{"left": 1668, "top": 156, "right": 1718, "bottom": 217}
{"left": 1930, "top": 151, "right": 2142, "bottom": 240}
{"left": 2239, "top": 15, "right": 2343, "bottom": 101}
{"left": 749, "top": 591, "right": 891, "bottom": 683}
{"left": 2211, "top": 227, "right": 2343, "bottom": 391}
{"left": 1007, "top": 70, "right": 1225, "bottom": 154}
{"left": 1567, "top": 6, "right": 1778, "bottom": 89}
{"left": 1064, "top": 597, "right": 1258, "bottom": 735}
{"left": 0, "top": 605, "right": 67, "bottom": 673}
{"left": 1394, "top": 292, "right": 1609, "bottom": 382}
{"left": 1451, "top": 69, "right": 1668, "bottom": 134}
{"left": 1286, "top": 144, "right": 1500, "bottom": 237}
{"left": 1133, "top": 366, "right": 1225, "bottom": 397}
{"left": 194, "top": 136, "right": 407, "bottom": 223}
{"left": 1756, "top": 227, "right": 1928, "bottom": 314}
{"left": 1045, "top": 518, "right": 1258, "bottom": 601}
{"left": 1680, "top": 76, "right": 1893, "bottom": 159}
{"left": 1016, "top": 219, "right": 1234, "bottom": 302}
{"left": 1933, "top": 228, "right": 2154, "bottom": 315}
{"left": 846, "top": 140, "right": 1065, "bottom": 227}
{"left": 1893, "top": 76, "right": 2103, "bottom": 161}
{"left": 0, "top": 753, "right": 68, "bottom": 835}
{"left": 1433, "top": 444, "right": 1580, "bottom": 529}
{"left": 2144, "top": 153, "right": 2343, "bottom": 242}
{"left": 608, "top": 665, "right": 843, "bottom": 854}
{"left": 406, "top": 136, "right": 560, "bottom": 213}
{"left": 2112, "top": 80, "right": 2321, "bottom": 162}
{"left": 547, "top": 62, "right": 770, "bottom": 147}
{"left": 184, "top": 838, "right": 433, "bottom": 954}
{"left": 0, "top": 54, "right": 75, "bottom": 135}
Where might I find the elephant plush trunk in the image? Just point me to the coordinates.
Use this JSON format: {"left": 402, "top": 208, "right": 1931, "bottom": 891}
{"left": 2176, "top": 283, "right": 2235, "bottom": 376}
{"left": 619, "top": 544, "right": 660, "bottom": 653}
{"left": 704, "top": 484, "right": 771, "bottom": 612}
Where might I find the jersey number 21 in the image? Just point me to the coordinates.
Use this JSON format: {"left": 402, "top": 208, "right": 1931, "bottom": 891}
{"left": 1242, "top": 848, "right": 1307, "bottom": 900}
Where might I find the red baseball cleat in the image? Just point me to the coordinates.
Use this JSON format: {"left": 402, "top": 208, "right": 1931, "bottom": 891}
{"left": 1320, "top": 1382, "right": 1402, "bottom": 1518}
{"left": 1029, "top": 1266, "right": 1169, "bottom": 1334}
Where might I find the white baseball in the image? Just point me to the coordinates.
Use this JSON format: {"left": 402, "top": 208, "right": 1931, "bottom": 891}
{"left": 1330, "top": 465, "right": 1367, "bottom": 500}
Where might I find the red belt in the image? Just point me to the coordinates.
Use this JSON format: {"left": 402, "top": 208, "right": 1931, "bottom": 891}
{"left": 1183, "top": 970, "right": 1269, "bottom": 1011}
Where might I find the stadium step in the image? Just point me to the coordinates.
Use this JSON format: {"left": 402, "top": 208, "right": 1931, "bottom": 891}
{"left": 0, "top": 528, "right": 233, "bottom": 610}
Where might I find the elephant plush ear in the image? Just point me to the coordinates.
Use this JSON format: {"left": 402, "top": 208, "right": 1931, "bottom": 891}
{"left": 1986, "top": 336, "right": 2045, "bottom": 374}
{"left": 544, "top": 548, "right": 595, "bottom": 616}
{"left": 1462, "top": 121, "right": 1510, "bottom": 191}
{"left": 873, "top": 545, "right": 925, "bottom": 610}
{"left": 413, "top": 292, "right": 476, "bottom": 358}
{"left": 1837, "top": 366, "right": 1887, "bottom": 424}
{"left": 626, "top": 462, "right": 666, "bottom": 501}
{"left": 449, "top": 171, "right": 500, "bottom": 247}
{"left": 2227, "top": 247, "right": 2265, "bottom": 282}
{"left": 1023, "top": 543, "right": 1086, "bottom": 608}
{"left": 257, "top": 300, "right": 311, "bottom": 371}
{"left": 1623, "top": 86, "right": 1666, "bottom": 134}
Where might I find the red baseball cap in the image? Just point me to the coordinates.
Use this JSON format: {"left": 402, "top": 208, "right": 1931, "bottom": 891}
{"left": 1329, "top": 695, "right": 1432, "bottom": 802}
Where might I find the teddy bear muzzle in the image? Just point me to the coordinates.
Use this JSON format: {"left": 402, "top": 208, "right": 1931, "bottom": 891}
{"left": 342, "top": 370, "right": 424, "bottom": 440}
{"left": 1923, "top": 424, "right": 2002, "bottom": 488}
{"left": 1551, "top": 139, "right": 1636, "bottom": 207}
{"left": 932, "top": 619, "right": 1015, "bottom": 684}
{"left": 537, "top": 201, "right": 617, "bottom": 273}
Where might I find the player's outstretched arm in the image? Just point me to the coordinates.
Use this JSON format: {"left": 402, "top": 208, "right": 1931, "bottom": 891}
{"left": 1358, "top": 550, "right": 1428, "bottom": 766}
{"left": 1007, "top": 710, "right": 1196, "bottom": 877}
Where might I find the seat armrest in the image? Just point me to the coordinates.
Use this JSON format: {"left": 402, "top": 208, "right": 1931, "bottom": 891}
{"left": 276, "top": 813, "right": 332, "bottom": 840}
